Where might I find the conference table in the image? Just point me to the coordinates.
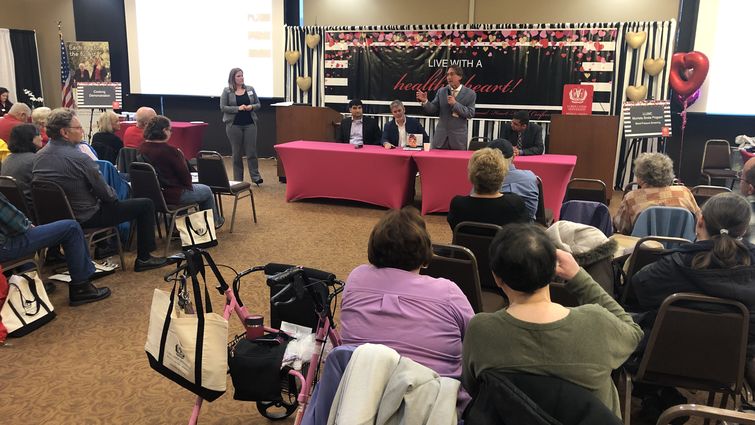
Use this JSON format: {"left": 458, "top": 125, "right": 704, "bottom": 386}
{"left": 276, "top": 141, "right": 416, "bottom": 209}
{"left": 116, "top": 121, "right": 208, "bottom": 159}
{"left": 276, "top": 141, "right": 576, "bottom": 218}
{"left": 413, "top": 150, "right": 577, "bottom": 219}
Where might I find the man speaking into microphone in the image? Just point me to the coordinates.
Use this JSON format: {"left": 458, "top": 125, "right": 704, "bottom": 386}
{"left": 416, "top": 65, "right": 476, "bottom": 150}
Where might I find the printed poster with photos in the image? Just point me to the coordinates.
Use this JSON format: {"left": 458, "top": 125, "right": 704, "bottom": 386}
{"left": 324, "top": 28, "right": 618, "bottom": 119}
{"left": 66, "top": 41, "right": 112, "bottom": 87}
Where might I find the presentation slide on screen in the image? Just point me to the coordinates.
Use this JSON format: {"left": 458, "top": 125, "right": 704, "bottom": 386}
{"left": 690, "top": 0, "right": 755, "bottom": 115}
{"left": 125, "top": 0, "right": 284, "bottom": 98}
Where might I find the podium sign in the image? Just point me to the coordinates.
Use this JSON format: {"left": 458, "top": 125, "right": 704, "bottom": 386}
{"left": 623, "top": 100, "right": 672, "bottom": 138}
{"left": 75, "top": 82, "right": 122, "bottom": 109}
{"left": 562, "top": 84, "right": 594, "bottom": 115}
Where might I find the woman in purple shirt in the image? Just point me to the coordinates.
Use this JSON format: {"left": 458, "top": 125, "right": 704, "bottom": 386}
{"left": 340, "top": 207, "right": 475, "bottom": 380}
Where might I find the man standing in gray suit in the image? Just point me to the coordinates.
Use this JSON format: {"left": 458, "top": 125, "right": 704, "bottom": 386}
{"left": 416, "top": 65, "right": 476, "bottom": 150}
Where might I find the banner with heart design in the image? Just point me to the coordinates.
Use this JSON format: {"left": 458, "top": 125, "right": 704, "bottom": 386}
{"left": 669, "top": 51, "right": 709, "bottom": 99}
{"left": 296, "top": 76, "right": 312, "bottom": 91}
{"left": 284, "top": 50, "right": 300, "bottom": 65}
{"left": 642, "top": 58, "right": 665, "bottom": 76}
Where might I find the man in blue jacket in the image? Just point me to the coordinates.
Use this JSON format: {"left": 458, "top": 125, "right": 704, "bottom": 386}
{"left": 381, "top": 100, "right": 428, "bottom": 149}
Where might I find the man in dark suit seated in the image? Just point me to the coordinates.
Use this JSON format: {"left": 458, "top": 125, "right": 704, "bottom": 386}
{"left": 501, "top": 110, "right": 544, "bottom": 156}
{"left": 337, "top": 99, "right": 381, "bottom": 146}
{"left": 381, "top": 100, "right": 428, "bottom": 149}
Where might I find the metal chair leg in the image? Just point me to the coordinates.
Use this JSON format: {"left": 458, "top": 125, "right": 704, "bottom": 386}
{"left": 165, "top": 213, "right": 177, "bottom": 257}
{"left": 230, "top": 194, "right": 239, "bottom": 233}
{"left": 249, "top": 188, "right": 257, "bottom": 223}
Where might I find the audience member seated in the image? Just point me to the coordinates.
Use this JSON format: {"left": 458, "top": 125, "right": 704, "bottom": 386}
{"left": 0, "top": 193, "right": 110, "bottom": 305}
{"left": 31, "top": 107, "right": 51, "bottom": 146}
{"left": 447, "top": 147, "right": 529, "bottom": 230}
{"left": 380, "top": 99, "right": 428, "bottom": 149}
{"left": 500, "top": 110, "right": 544, "bottom": 156}
{"left": 1, "top": 124, "right": 41, "bottom": 207}
{"left": 336, "top": 99, "right": 381, "bottom": 146}
{"left": 462, "top": 223, "right": 642, "bottom": 417}
{"left": 489, "top": 138, "right": 539, "bottom": 219}
{"left": 613, "top": 153, "right": 700, "bottom": 234}
{"left": 0, "top": 87, "right": 12, "bottom": 117}
{"left": 138, "top": 115, "right": 223, "bottom": 228}
{"left": 0, "top": 138, "right": 8, "bottom": 163}
{"left": 91, "top": 110, "right": 124, "bottom": 164}
{"left": 0, "top": 103, "right": 31, "bottom": 144}
{"left": 629, "top": 192, "right": 755, "bottom": 416}
{"left": 340, "top": 206, "right": 474, "bottom": 387}
{"left": 123, "top": 106, "right": 156, "bottom": 148}
{"left": 739, "top": 157, "right": 755, "bottom": 243}
{"left": 33, "top": 108, "right": 167, "bottom": 272}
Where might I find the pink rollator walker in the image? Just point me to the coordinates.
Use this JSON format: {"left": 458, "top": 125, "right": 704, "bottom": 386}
{"left": 162, "top": 250, "right": 343, "bottom": 425}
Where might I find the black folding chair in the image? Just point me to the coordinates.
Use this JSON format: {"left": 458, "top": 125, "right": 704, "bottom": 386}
{"left": 196, "top": 150, "right": 257, "bottom": 232}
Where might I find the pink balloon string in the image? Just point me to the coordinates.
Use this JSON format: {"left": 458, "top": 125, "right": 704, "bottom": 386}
{"left": 678, "top": 98, "right": 688, "bottom": 177}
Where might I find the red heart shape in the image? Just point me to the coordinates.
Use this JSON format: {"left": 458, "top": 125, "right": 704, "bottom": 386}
{"left": 472, "top": 51, "right": 478, "bottom": 56}
{"left": 433, "top": 39, "right": 442, "bottom": 46}
{"left": 554, "top": 31, "right": 564, "bottom": 39}
{"left": 507, "top": 39, "right": 517, "bottom": 47}
{"left": 669, "top": 51, "right": 710, "bottom": 97}
{"left": 594, "top": 42, "right": 604, "bottom": 51}
{"left": 538, "top": 39, "right": 549, "bottom": 48}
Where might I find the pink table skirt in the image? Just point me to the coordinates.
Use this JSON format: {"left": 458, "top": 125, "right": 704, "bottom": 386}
{"left": 413, "top": 150, "right": 576, "bottom": 219}
{"left": 116, "top": 121, "right": 208, "bottom": 159}
{"left": 275, "top": 141, "right": 416, "bottom": 209}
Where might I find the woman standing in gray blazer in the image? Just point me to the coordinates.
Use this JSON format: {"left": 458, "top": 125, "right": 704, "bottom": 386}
{"left": 220, "top": 67, "right": 262, "bottom": 184}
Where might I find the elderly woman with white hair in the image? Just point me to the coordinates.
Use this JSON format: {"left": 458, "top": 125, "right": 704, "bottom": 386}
{"left": 31, "top": 106, "right": 51, "bottom": 146}
{"left": 613, "top": 152, "right": 700, "bottom": 234}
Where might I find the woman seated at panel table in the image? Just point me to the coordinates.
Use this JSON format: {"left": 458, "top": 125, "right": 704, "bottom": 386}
{"left": 137, "top": 115, "right": 224, "bottom": 229}
{"left": 340, "top": 207, "right": 475, "bottom": 405}
{"left": 447, "top": 147, "right": 529, "bottom": 231}
{"left": 462, "top": 223, "right": 642, "bottom": 418}
{"left": 613, "top": 152, "right": 700, "bottom": 234}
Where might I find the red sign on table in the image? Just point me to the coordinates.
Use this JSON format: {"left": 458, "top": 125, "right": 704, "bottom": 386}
{"left": 562, "top": 84, "right": 594, "bottom": 115}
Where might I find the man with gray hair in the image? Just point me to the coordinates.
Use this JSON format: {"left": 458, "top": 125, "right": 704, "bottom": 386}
{"left": 381, "top": 100, "right": 428, "bottom": 149}
{"left": 0, "top": 103, "right": 31, "bottom": 143}
{"left": 33, "top": 108, "right": 168, "bottom": 272}
{"left": 123, "top": 106, "right": 156, "bottom": 148}
{"left": 416, "top": 66, "right": 476, "bottom": 150}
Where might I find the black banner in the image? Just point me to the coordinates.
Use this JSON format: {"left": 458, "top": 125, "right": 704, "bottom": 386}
{"left": 324, "top": 28, "right": 618, "bottom": 119}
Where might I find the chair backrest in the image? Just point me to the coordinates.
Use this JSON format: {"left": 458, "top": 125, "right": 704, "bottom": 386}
{"left": 468, "top": 136, "right": 490, "bottom": 151}
{"left": 621, "top": 236, "right": 692, "bottom": 306}
{"left": 657, "top": 404, "right": 755, "bottom": 425}
{"left": 691, "top": 184, "right": 731, "bottom": 206}
{"left": 701, "top": 139, "right": 733, "bottom": 171}
{"left": 631, "top": 206, "right": 696, "bottom": 241}
{"left": 30, "top": 180, "right": 76, "bottom": 224}
{"left": 128, "top": 161, "right": 170, "bottom": 213}
{"left": 623, "top": 181, "right": 639, "bottom": 198}
{"left": 564, "top": 178, "right": 607, "bottom": 205}
{"left": 117, "top": 147, "right": 139, "bottom": 173}
{"left": 637, "top": 293, "right": 749, "bottom": 396}
{"left": 196, "top": 150, "right": 232, "bottom": 190}
{"left": 452, "top": 221, "right": 502, "bottom": 291}
{"left": 558, "top": 200, "right": 613, "bottom": 237}
{"left": 421, "top": 243, "right": 483, "bottom": 313}
{"left": 0, "top": 176, "right": 32, "bottom": 220}
{"left": 534, "top": 175, "right": 547, "bottom": 226}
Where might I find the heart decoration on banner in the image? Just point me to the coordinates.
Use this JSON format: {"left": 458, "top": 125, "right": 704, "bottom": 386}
{"left": 643, "top": 58, "right": 665, "bottom": 76}
{"left": 669, "top": 51, "right": 709, "bottom": 98}
{"left": 626, "top": 85, "right": 648, "bottom": 101}
{"left": 625, "top": 31, "right": 647, "bottom": 49}
{"left": 296, "top": 76, "right": 312, "bottom": 92}
{"left": 284, "top": 50, "right": 300, "bottom": 66}
{"left": 305, "top": 34, "right": 321, "bottom": 49}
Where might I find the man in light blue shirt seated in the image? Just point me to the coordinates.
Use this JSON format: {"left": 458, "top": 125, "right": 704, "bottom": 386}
{"left": 489, "top": 138, "right": 539, "bottom": 219}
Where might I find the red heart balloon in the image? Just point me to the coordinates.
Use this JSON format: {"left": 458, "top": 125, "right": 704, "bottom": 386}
{"left": 669, "top": 51, "right": 709, "bottom": 98}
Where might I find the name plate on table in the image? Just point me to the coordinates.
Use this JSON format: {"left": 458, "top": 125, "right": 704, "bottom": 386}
{"left": 622, "top": 100, "right": 672, "bottom": 138}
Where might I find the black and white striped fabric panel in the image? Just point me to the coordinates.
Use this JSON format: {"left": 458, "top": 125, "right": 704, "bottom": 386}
{"left": 613, "top": 20, "right": 677, "bottom": 189}
{"left": 284, "top": 26, "right": 325, "bottom": 106}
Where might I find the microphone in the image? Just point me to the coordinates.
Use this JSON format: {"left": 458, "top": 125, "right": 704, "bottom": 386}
{"left": 263, "top": 263, "right": 336, "bottom": 283}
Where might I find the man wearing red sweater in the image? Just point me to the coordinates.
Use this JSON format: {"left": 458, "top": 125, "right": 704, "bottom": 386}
{"left": 123, "top": 106, "right": 156, "bottom": 148}
{"left": 0, "top": 103, "right": 31, "bottom": 143}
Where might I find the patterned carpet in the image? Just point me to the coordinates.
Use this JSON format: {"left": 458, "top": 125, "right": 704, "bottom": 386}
{"left": 0, "top": 158, "right": 714, "bottom": 424}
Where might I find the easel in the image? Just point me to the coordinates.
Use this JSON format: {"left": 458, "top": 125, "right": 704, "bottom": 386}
{"left": 75, "top": 82, "right": 123, "bottom": 141}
